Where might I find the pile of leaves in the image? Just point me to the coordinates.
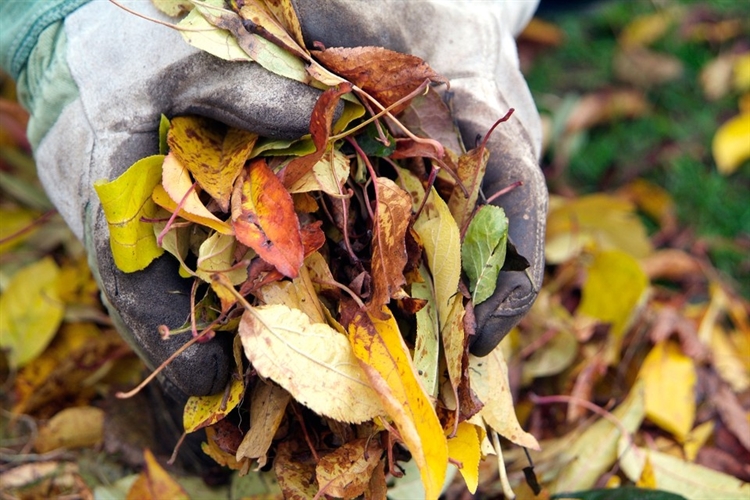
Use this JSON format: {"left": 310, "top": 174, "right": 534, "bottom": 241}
{"left": 90, "top": 0, "right": 539, "bottom": 498}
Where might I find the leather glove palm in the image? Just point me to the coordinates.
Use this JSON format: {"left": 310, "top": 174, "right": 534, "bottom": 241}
{"left": 31, "top": 0, "right": 546, "bottom": 398}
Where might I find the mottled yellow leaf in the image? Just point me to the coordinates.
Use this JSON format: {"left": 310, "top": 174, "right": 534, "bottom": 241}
{"left": 413, "top": 187, "right": 461, "bottom": 329}
{"left": 315, "top": 438, "right": 383, "bottom": 499}
{"left": 287, "top": 148, "right": 350, "bottom": 195}
{"left": 0, "top": 258, "right": 64, "bottom": 368}
{"left": 712, "top": 113, "right": 750, "bottom": 175}
{"left": 546, "top": 194, "right": 653, "bottom": 263}
{"left": 161, "top": 153, "right": 234, "bottom": 234}
{"left": 578, "top": 249, "right": 649, "bottom": 364}
{"left": 469, "top": 347, "right": 540, "bottom": 450}
{"left": 638, "top": 341, "right": 696, "bottom": 441}
{"left": 183, "top": 376, "right": 245, "bottom": 433}
{"left": 442, "top": 295, "right": 465, "bottom": 405}
{"left": 447, "top": 422, "right": 482, "bottom": 494}
{"left": 239, "top": 304, "right": 383, "bottom": 423}
{"left": 348, "top": 308, "right": 448, "bottom": 500}
{"left": 93, "top": 155, "right": 165, "bottom": 272}
{"left": 167, "top": 116, "right": 258, "bottom": 212}
{"left": 34, "top": 406, "right": 104, "bottom": 453}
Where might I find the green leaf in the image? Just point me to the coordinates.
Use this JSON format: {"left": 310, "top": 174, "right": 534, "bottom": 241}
{"left": 357, "top": 123, "right": 396, "bottom": 157}
{"left": 93, "top": 155, "right": 165, "bottom": 273}
{"left": 158, "top": 114, "right": 170, "bottom": 155}
{"left": 461, "top": 204, "right": 508, "bottom": 305}
{"left": 552, "top": 486, "right": 687, "bottom": 500}
{"left": 0, "top": 258, "right": 64, "bottom": 368}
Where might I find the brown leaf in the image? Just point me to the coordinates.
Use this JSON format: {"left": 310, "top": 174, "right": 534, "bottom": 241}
{"left": 399, "top": 87, "right": 464, "bottom": 156}
{"left": 711, "top": 383, "right": 750, "bottom": 453}
{"left": 280, "top": 82, "right": 353, "bottom": 188}
{"left": 232, "top": 159, "right": 303, "bottom": 278}
{"left": 262, "top": 0, "right": 306, "bottom": 47}
{"left": 274, "top": 441, "right": 318, "bottom": 499}
{"left": 614, "top": 48, "right": 684, "bottom": 87}
{"left": 315, "top": 438, "right": 383, "bottom": 498}
{"left": 565, "top": 89, "right": 650, "bottom": 134}
{"left": 448, "top": 145, "right": 490, "bottom": 231}
{"left": 368, "top": 177, "right": 412, "bottom": 311}
{"left": 236, "top": 380, "right": 291, "bottom": 467}
{"left": 314, "top": 46, "right": 448, "bottom": 113}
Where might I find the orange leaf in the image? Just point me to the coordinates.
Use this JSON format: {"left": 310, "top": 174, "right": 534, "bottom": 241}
{"left": 347, "top": 307, "right": 448, "bottom": 500}
{"left": 232, "top": 159, "right": 303, "bottom": 278}
{"left": 314, "top": 46, "right": 448, "bottom": 113}
{"left": 369, "top": 177, "right": 412, "bottom": 310}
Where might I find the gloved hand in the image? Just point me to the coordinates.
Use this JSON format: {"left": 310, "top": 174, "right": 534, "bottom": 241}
{"left": 294, "top": 0, "right": 548, "bottom": 356}
{"left": 18, "top": 0, "right": 546, "bottom": 399}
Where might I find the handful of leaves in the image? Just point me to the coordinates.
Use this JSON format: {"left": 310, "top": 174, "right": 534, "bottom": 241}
{"left": 96, "top": 0, "right": 539, "bottom": 497}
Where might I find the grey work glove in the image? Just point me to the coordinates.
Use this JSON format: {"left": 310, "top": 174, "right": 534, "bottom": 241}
{"left": 293, "top": 1, "right": 548, "bottom": 356}
{"left": 32, "top": 0, "right": 546, "bottom": 399}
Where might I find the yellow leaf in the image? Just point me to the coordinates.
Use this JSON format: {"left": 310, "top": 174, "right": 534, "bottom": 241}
{"left": 315, "top": 438, "right": 383, "bottom": 499}
{"left": 578, "top": 249, "right": 649, "bottom": 364}
{"left": 167, "top": 116, "right": 258, "bottom": 212}
{"left": 712, "top": 113, "right": 750, "bottom": 175}
{"left": 546, "top": 194, "right": 653, "bottom": 263}
{"left": 469, "top": 347, "right": 540, "bottom": 450}
{"left": 733, "top": 53, "right": 750, "bottom": 92}
{"left": 151, "top": 184, "right": 232, "bottom": 235}
{"left": 239, "top": 304, "right": 383, "bottom": 423}
{"left": 684, "top": 420, "right": 714, "bottom": 462}
{"left": 127, "top": 449, "right": 189, "bottom": 500}
{"left": 447, "top": 422, "right": 482, "bottom": 494}
{"left": 640, "top": 341, "right": 696, "bottom": 442}
{"left": 636, "top": 454, "right": 658, "bottom": 488}
{"left": 619, "top": 11, "right": 675, "bottom": 48}
{"left": 413, "top": 187, "right": 461, "bottom": 329}
{"left": 710, "top": 325, "right": 750, "bottom": 392}
{"left": 93, "top": 155, "right": 165, "bottom": 272}
{"left": 287, "top": 147, "right": 350, "bottom": 195}
{"left": 161, "top": 153, "right": 234, "bottom": 233}
{"left": 183, "top": 376, "right": 245, "bottom": 433}
{"left": 236, "top": 380, "right": 291, "bottom": 467}
{"left": 0, "top": 208, "right": 35, "bottom": 254}
{"left": 0, "top": 258, "right": 64, "bottom": 368}
{"left": 34, "top": 406, "right": 104, "bottom": 453}
{"left": 348, "top": 308, "right": 448, "bottom": 500}
{"left": 412, "top": 264, "right": 440, "bottom": 398}
{"left": 195, "top": 232, "right": 248, "bottom": 286}
{"left": 619, "top": 436, "right": 750, "bottom": 500}
{"left": 177, "top": 3, "right": 253, "bottom": 62}
{"left": 256, "top": 266, "right": 326, "bottom": 324}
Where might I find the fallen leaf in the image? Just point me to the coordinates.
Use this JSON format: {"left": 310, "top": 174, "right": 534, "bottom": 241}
{"left": 469, "top": 347, "right": 540, "bottom": 450}
{"left": 733, "top": 53, "right": 750, "bottom": 92}
{"left": 202, "top": 425, "right": 247, "bottom": 470}
{"left": 712, "top": 113, "right": 750, "bottom": 175}
{"left": 614, "top": 48, "right": 684, "bottom": 87}
{"left": 287, "top": 148, "right": 350, "bottom": 195}
{"left": 700, "top": 54, "right": 737, "bottom": 101}
{"left": 34, "top": 406, "right": 104, "bottom": 453}
{"left": 93, "top": 155, "right": 165, "bottom": 272}
{"left": 638, "top": 341, "right": 696, "bottom": 442}
{"left": 545, "top": 194, "right": 653, "bottom": 263}
{"left": 577, "top": 249, "right": 649, "bottom": 363}
{"left": 151, "top": 184, "right": 232, "bottom": 235}
{"left": 442, "top": 295, "right": 466, "bottom": 410}
{"left": 236, "top": 380, "right": 291, "bottom": 467}
{"left": 711, "top": 383, "right": 750, "bottom": 453}
{"left": 347, "top": 307, "right": 448, "bottom": 500}
{"left": 0, "top": 257, "right": 64, "bottom": 368}
{"left": 412, "top": 264, "right": 440, "bottom": 398}
{"left": 314, "top": 46, "right": 448, "bottom": 113}
{"left": 239, "top": 303, "right": 383, "bottom": 423}
{"left": 565, "top": 89, "right": 650, "bottom": 134}
{"left": 618, "top": 436, "right": 750, "bottom": 500}
{"left": 315, "top": 438, "right": 383, "bottom": 498}
{"left": 399, "top": 87, "right": 464, "bottom": 159}
{"left": 447, "top": 422, "right": 482, "bottom": 494}
{"left": 710, "top": 325, "right": 750, "bottom": 392}
{"left": 232, "top": 159, "right": 303, "bottom": 278}
{"left": 550, "top": 381, "right": 646, "bottom": 492}
{"left": 261, "top": 0, "right": 305, "bottom": 48}
{"left": 126, "top": 449, "right": 189, "bottom": 500}
{"left": 0, "top": 207, "right": 35, "bottom": 253}
{"left": 369, "top": 177, "right": 411, "bottom": 310}
{"left": 274, "top": 441, "right": 318, "bottom": 499}
{"left": 448, "top": 145, "right": 489, "bottom": 231}
{"left": 413, "top": 187, "right": 461, "bottom": 329}
{"left": 618, "top": 10, "right": 676, "bottom": 48}
{"left": 152, "top": 0, "right": 193, "bottom": 17}
{"left": 167, "top": 116, "right": 257, "bottom": 212}
{"left": 461, "top": 204, "right": 509, "bottom": 305}
{"left": 183, "top": 376, "right": 245, "bottom": 433}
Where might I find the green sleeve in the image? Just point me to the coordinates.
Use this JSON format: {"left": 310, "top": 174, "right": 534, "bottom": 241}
{"left": 0, "top": 0, "right": 90, "bottom": 80}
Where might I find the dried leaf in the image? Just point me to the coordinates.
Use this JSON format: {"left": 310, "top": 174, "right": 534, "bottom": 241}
{"left": 461, "top": 204, "right": 509, "bottom": 305}
{"left": 274, "top": 441, "right": 318, "bottom": 499}
{"left": 126, "top": 449, "right": 189, "bottom": 500}
{"left": 0, "top": 258, "right": 64, "bottom": 368}
{"left": 315, "top": 438, "right": 383, "bottom": 498}
{"left": 177, "top": 5, "right": 253, "bottom": 62}
{"left": 447, "top": 422, "right": 482, "bottom": 494}
{"left": 161, "top": 152, "right": 233, "bottom": 234}
{"left": 202, "top": 425, "right": 247, "bottom": 470}
{"left": 578, "top": 249, "right": 649, "bottom": 363}
{"left": 314, "top": 46, "right": 448, "bottom": 113}
{"left": 448, "top": 146, "right": 489, "bottom": 231}
{"left": 232, "top": 159, "right": 303, "bottom": 278}
{"left": 469, "top": 347, "right": 540, "bottom": 450}
{"left": 262, "top": 0, "right": 305, "bottom": 47}
{"left": 152, "top": 0, "right": 193, "bottom": 18}
{"left": 167, "top": 116, "right": 257, "bottom": 212}
{"left": 369, "top": 177, "right": 412, "bottom": 309}
{"left": 236, "top": 380, "right": 291, "bottom": 467}
{"left": 347, "top": 308, "right": 448, "bottom": 500}
{"left": 151, "top": 183, "right": 232, "bottom": 235}
{"left": 33, "top": 406, "right": 104, "bottom": 453}
{"left": 399, "top": 87, "right": 464, "bottom": 157}
{"left": 565, "top": 89, "right": 650, "bottom": 133}
{"left": 711, "top": 383, "right": 750, "bottom": 453}
{"left": 239, "top": 304, "right": 383, "bottom": 423}
{"left": 413, "top": 187, "right": 461, "bottom": 329}
{"left": 618, "top": 10, "right": 676, "bottom": 48}
{"left": 93, "top": 155, "right": 165, "bottom": 272}
{"left": 614, "top": 48, "right": 684, "bottom": 87}
{"left": 236, "top": 0, "right": 309, "bottom": 61}
{"left": 712, "top": 113, "right": 750, "bottom": 175}
{"left": 412, "top": 264, "right": 440, "bottom": 398}
{"left": 287, "top": 148, "right": 350, "bottom": 195}
{"left": 443, "top": 295, "right": 466, "bottom": 409}
{"left": 183, "top": 376, "right": 245, "bottom": 433}
{"left": 710, "top": 326, "right": 750, "bottom": 392}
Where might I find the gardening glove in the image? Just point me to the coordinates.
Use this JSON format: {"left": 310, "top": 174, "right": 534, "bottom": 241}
{"left": 294, "top": 0, "right": 548, "bottom": 356}
{"left": 5, "top": 0, "right": 326, "bottom": 398}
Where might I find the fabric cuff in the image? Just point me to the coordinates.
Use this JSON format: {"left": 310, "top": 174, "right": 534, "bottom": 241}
{"left": 0, "top": 0, "right": 91, "bottom": 80}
